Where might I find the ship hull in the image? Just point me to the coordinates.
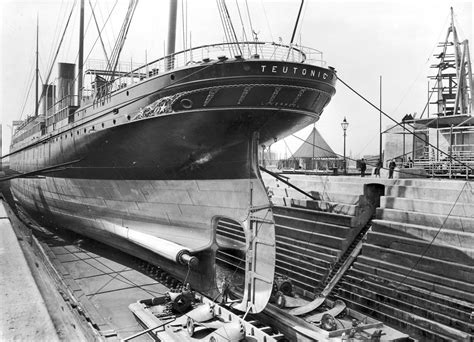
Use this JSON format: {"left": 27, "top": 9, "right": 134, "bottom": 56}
{"left": 10, "top": 59, "right": 336, "bottom": 312}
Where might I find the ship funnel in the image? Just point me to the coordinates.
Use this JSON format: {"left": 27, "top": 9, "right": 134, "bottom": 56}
{"left": 42, "top": 84, "right": 56, "bottom": 116}
{"left": 57, "top": 62, "right": 76, "bottom": 106}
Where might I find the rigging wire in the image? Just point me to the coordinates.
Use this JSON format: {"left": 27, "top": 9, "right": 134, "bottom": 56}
{"left": 71, "top": 0, "right": 97, "bottom": 67}
{"left": 216, "top": 0, "right": 241, "bottom": 56}
{"left": 85, "top": 0, "right": 119, "bottom": 63}
{"left": 89, "top": 0, "right": 110, "bottom": 65}
{"left": 181, "top": 0, "right": 186, "bottom": 52}
{"left": 19, "top": 68, "right": 36, "bottom": 120}
{"left": 39, "top": 0, "right": 77, "bottom": 107}
{"left": 108, "top": 0, "right": 138, "bottom": 80}
{"left": 64, "top": 2, "right": 79, "bottom": 63}
{"left": 97, "top": 1, "right": 115, "bottom": 53}
{"left": 73, "top": 0, "right": 119, "bottom": 87}
{"left": 235, "top": 0, "right": 252, "bottom": 56}
{"left": 336, "top": 75, "right": 474, "bottom": 173}
{"left": 258, "top": 0, "right": 273, "bottom": 42}
{"left": 244, "top": 0, "right": 254, "bottom": 40}
{"left": 46, "top": 0, "right": 67, "bottom": 74}
{"left": 295, "top": 0, "right": 308, "bottom": 44}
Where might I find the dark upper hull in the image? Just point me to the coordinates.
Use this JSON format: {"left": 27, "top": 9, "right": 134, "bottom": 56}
{"left": 10, "top": 59, "right": 336, "bottom": 179}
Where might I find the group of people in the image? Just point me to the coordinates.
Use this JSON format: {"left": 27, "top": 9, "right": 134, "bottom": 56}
{"left": 359, "top": 158, "right": 407, "bottom": 179}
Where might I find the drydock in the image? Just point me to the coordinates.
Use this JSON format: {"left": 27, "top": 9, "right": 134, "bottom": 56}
{"left": 2, "top": 171, "right": 473, "bottom": 341}
{"left": 1, "top": 2, "right": 473, "bottom": 341}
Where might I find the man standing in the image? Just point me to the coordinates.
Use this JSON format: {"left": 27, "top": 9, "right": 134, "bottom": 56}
{"left": 388, "top": 159, "right": 396, "bottom": 179}
{"left": 374, "top": 159, "right": 382, "bottom": 178}
{"left": 360, "top": 158, "right": 367, "bottom": 177}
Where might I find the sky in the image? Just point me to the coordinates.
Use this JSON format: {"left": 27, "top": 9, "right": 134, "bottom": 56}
{"left": 0, "top": 0, "right": 472, "bottom": 158}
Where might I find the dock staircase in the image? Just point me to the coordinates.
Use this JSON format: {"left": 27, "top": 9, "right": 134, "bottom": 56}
{"left": 333, "top": 179, "right": 474, "bottom": 341}
{"left": 220, "top": 174, "right": 474, "bottom": 340}
{"left": 262, "top": 174, "right": 382, "bottom": 296}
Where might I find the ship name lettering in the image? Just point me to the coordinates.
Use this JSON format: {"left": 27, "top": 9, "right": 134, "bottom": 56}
{"left": 260, "top": 64, "right": 328, "bottom": 81}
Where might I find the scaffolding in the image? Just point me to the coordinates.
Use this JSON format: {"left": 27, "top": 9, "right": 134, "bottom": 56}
{"left": 391, "top": 8, "right": 474, "bottom": 178}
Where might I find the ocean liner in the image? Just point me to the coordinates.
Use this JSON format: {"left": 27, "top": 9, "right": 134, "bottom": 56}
{"left": 6, "top": 0, "right": 336, "bottom": 313}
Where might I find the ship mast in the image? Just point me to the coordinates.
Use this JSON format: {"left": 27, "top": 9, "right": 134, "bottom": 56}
{"left": 35, "top": 15, "right": 39, "bottom": 117}
{"left": 78, "top": 0, "right": 84, "bottom": 106}
{"left": 166, "top": 0, "right": 178, "bottom": 71}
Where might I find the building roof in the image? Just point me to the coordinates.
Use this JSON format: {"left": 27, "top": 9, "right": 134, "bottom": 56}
{"left": 293, "top": 126, "right": 338, "bottom": 159}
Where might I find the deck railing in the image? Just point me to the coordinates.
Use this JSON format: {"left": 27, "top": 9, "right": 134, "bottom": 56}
{"left": 88, "top": 41, "right": 325, "bottom": 97}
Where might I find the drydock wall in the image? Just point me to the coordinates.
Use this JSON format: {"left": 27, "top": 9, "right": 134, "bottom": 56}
{"left": 264, "top": 175, "right": 474, "bottom": 341}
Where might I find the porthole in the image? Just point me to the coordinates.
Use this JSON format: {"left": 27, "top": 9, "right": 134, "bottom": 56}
{"left": 180, "top": 98, "right": 193, "bottom": 109}
{"left": 92, "top": 126, "right": 95, "bottom": 130}
{"left": 126, "top": 91, "right": 129, "bottom": 96}
{"left": 170, "top": 74, "right": 175, "bottom": 80}
{"left": 102, "top": 123, "right": 105, "bottom": 128}
{"left": 113, "top": 119, "right": 116, "bottom": 124}
{"left": 127, "top": 115, "right": 131, "bottom": 120}
{"left": 84, "top": 128, "right": 86, "bottom": 133}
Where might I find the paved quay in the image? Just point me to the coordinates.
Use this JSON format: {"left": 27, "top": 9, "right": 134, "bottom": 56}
{"left": 0, "top": 201, "right": 60, "bottom": 341}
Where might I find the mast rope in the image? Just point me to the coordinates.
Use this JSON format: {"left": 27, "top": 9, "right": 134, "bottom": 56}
{"left": 19, "top": 68, "right": 36, "bottom": 120}
{"left": 89, "top": 0, "right": 110, "bottom": 66}
{"left": 235, "top": 0, "right": 252, "bottom": 56}
{"left": 96, "top": 1, "right": 115, "bottom": 53}
{"left": 70, "top": 0, "right": 96, "bottom": 66}
{"left": 244, "top": 0, "right": 254, "bottom": 41}
{"left": 46, "top": 0, "right": 68, "bottom": 74}
{"left": 72, "top": 0, "right": 119, "bottom": 90}
{"left": 108, "top": 0, "right": 138, "bottom": 81}
{"left": 295, "top": 0, "right": 307, "bottom": 45}
{"left": 216, "top": 0, "right": 240, "bottom": 56}
{"left": 65, "top": 5, "right": 79, "bottom": 61}
{"left": 258, "top": 0, "right": 273, "bottom": 42}
{"left": 38, "top": 1, "right": 77, "bottom": 108}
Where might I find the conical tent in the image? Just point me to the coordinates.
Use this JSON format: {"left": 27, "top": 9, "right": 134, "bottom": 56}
{"left": 293, "top": 127, "right": 338, "bottom": 159}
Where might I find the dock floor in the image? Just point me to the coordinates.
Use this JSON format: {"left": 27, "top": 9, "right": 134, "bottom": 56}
{"left": 0, "top": 201, "right": 60, "bottom": 341}
{"left": 1, "top": 198, "right": 173, "bottom": 341}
